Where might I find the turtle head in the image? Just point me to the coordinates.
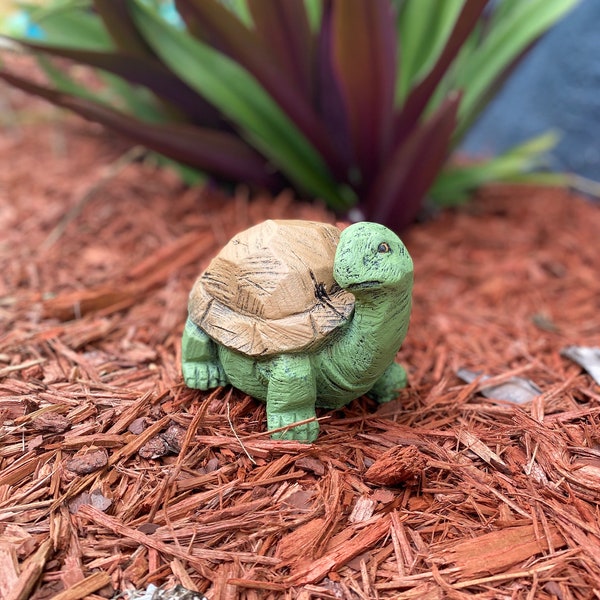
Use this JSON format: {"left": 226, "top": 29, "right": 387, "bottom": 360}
{"left": 333, "top": 222, "right": 413, "bottom": 295}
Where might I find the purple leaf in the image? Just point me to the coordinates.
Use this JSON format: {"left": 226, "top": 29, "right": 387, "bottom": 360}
{"left": 247, "top": 0, "right": 314, "bottom": 102}
{"left": 330, "top": 0, "right": 397, "bottom": 190}
{"left": 175, "top": 0, "right": 348, "bottom": 179}
{"left": 313, "top": 0, "right": 353, "bottom": 177}
{"left": 14, "top": 42, "right": 222, "bottom": 126}
{"left": 0, "top": 69, "right": 278, "bottom": 188}
{"left": 363, "top": 93, "right": 461, "bottom": 231}
{"left": 93, "top": 0, "right": 154, "bottom": 58}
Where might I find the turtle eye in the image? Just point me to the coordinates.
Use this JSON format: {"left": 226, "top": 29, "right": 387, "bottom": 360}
{"left": 377, "top": 242, "right": 391, "bottom": 253}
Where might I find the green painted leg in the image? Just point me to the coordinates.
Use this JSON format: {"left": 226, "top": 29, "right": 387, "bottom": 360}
{"left": 266, "top": 355, "right": 318, "bottom": 442}
{"left": 181, "top": 317, "right": 228, "bottom": 390}
{"left": 367, "top": 362, "right": 408, "bottom": 403}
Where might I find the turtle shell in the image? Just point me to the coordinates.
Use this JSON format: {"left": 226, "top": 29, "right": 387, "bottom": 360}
{"left": 188, "top": 220, "right": 355, "bottom": 356}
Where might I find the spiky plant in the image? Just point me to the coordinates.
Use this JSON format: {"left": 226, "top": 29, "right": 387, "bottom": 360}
{"left": 0, "top": 0, "right": 577, "bottom": 230}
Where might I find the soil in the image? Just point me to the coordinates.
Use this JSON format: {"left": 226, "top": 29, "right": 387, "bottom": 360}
{"left": 2, "top": 83, "right": 600, "bottom": 599}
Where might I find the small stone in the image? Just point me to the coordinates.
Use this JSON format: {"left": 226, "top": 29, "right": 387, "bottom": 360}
{"left": 128, "top": 417, "right": 147, "bottom": 435}
{"left": 161, "top": 424, "right": 186, "bottom": 453}
{"left": 65, "top": 448, "right": 108, "bottom": 475}
{"left": 139, "top": 436, "right": 169, "bottom": 459}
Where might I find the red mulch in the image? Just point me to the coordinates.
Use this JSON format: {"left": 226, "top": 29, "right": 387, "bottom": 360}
{"left": 2, "top": 84, "right": 600, "bottom": 600}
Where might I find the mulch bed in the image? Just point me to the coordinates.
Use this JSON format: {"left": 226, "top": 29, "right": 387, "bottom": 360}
{"left": 2, "top": 89, "right": 600, "bottom": 600}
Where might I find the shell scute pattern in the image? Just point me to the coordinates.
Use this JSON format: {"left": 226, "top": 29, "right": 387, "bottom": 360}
{"left": 188, "top": 220, "right": 354, "bottom": 356}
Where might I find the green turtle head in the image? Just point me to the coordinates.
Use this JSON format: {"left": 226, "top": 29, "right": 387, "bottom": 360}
{"left": 333, "top": 222, "right": 413, "bottom": 294}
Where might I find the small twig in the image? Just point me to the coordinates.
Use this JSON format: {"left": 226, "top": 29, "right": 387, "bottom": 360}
{"left": 241, "top": 415, "right": 331, "bottom": 441}
{"left": 227, "top": 399, "right": 256, "bottom": 465}
{"left": 41, "top": 145, "right": 146, "bottom": 250}
{"left": 0, "top": 358, "right": 45, "bottom": 377}
{"left": 0, "top": 499, "right": 53, "bottom": 514}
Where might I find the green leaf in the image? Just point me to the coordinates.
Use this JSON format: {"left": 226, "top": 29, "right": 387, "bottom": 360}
{"left": 218, "top": 0, "right": 253, "bottom": 26}
{"left": 36, "top": 54, "right": 104, "bottom": 104}
{"left": 149, "top": 153, "right": 207, "bottom": 186}
{"left": 98, "top": 72, "right": 170, "bottom": 123}
{"left": 22, "top": 1, "right": 113, "bottom": 50}
{"left": 304, "top": 0, "right": 323, "bottom": 31}
{"left": 430, "top": 131, "right": 560, "bottom": 205}
{"left": 453, "top": 0, "right": 580, "bottom": 138}
{"left": 131, "top": 0, "right": 352, "bottom": 209}
{"left": 396, "top": 0, "right": 464, "bottom": 105}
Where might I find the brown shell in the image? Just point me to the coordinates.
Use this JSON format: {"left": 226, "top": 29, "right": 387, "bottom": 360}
{"left": 188, "top": 220, "right": 354, "bottom": 356}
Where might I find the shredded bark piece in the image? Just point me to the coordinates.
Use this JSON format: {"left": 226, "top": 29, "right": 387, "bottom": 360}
{"left": 364, "top": 445, "right": 426, "bottom": 486}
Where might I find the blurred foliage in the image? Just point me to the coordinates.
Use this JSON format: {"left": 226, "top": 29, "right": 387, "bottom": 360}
{"left": 0, "top": 0, "right": 578, "bottom": 229}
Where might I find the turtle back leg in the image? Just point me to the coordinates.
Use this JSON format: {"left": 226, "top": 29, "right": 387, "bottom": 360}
{"left": 181, "top": 317, "right": 228, "bottom": 390}
{"left": 266, "top": 354, "right": 319, "bottom": 442}
{"left": 367, "top": 361, "right": 408, "bottom": 403}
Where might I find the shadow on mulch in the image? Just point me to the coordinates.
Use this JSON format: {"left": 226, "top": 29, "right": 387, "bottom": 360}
{"left": 1, "top": 99, "right": 600, "bottom": 599}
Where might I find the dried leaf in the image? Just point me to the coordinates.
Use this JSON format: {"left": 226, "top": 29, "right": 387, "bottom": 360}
{"left": 561, "top": 346, "right": 600, "bottom": 385}
{"left": 457, "top": 367, "right": 542, "bottom": 403}
{"left": 69, "top": 490, "right": 112, "bottom": 515}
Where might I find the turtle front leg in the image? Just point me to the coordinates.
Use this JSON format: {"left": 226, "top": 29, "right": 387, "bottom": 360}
{"left": 367, "top": 362, "right": 408, "bottom": 403}
{"left": 181, "top": 317, "right": 228, "bottom": 390}
{"left": 266, "top": 354, "right": 318, "bottom": 442}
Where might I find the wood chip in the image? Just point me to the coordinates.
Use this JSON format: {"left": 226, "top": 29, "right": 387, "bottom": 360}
{"left": 51, "top": 571, "right": 112, "bottom": 600}
{"left": 432, "top": 524, "right": 566, "bottom": 577}
{"left": 364, "top": 445, "right": 426, "bottom": 486}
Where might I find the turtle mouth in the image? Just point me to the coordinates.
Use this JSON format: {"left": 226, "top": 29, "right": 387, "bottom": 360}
{"left": 346, "top": 280, "right": 383, "bottom": 290}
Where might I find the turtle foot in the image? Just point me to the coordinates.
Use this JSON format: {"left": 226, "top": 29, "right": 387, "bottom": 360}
{"left": 368, "top": 362, "right": 408, "bottom": 404}
{"left": 268, "top": 410, "right": 319, "bottom": 443}
{"left": 182, "top": 361, "right": 228, "bottom": 390}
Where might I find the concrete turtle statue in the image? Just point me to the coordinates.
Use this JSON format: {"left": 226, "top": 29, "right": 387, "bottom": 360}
{"left": 182, "top": 219, "right": 413, "bottom": 442}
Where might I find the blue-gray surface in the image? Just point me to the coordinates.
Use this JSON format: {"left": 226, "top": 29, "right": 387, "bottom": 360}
{"left": 462, "top": 0, "right": 600, "bottom": 181}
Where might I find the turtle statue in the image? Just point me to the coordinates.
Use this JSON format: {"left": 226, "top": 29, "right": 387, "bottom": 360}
{"left": 182, "top": 219, "right": 413, "bottom": 442}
